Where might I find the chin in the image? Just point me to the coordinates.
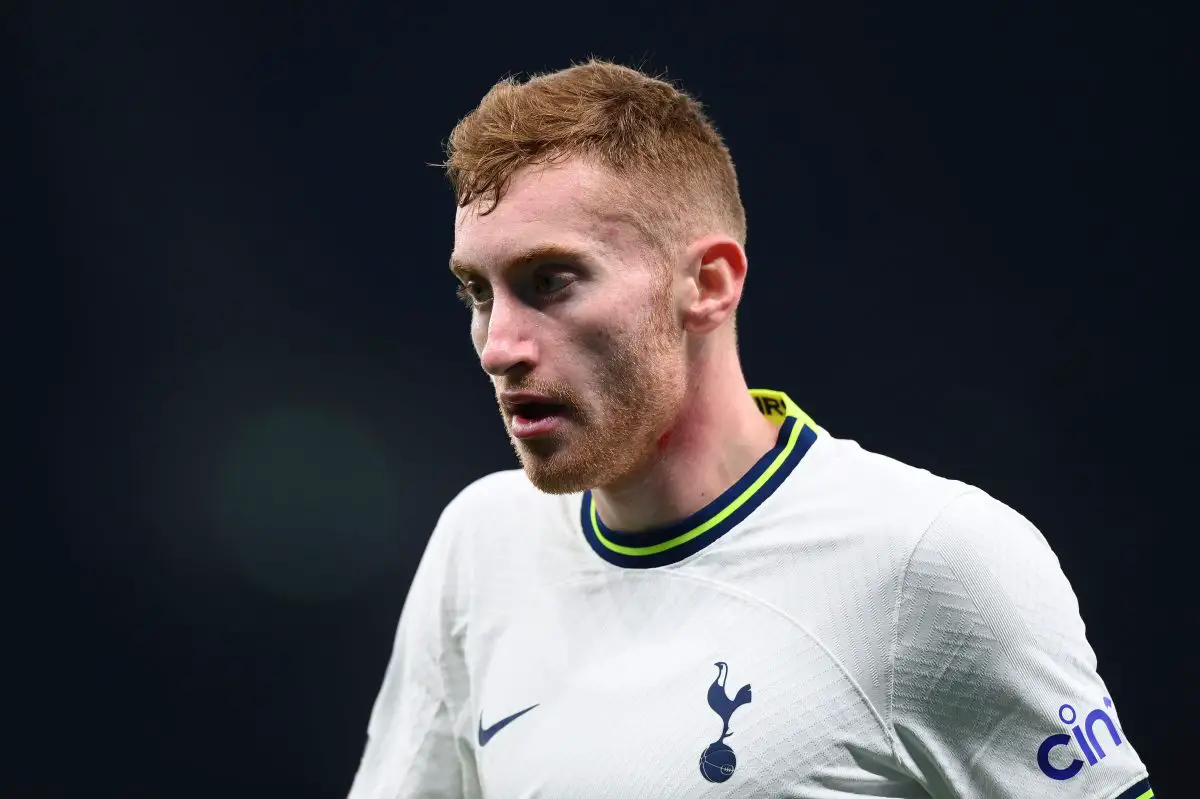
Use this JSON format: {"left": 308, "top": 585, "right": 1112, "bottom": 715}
{"left": 517, "top": 450, "right": 597, "bottom": 495}
{"left": 523, "top": 468, "right": 593, "bottom": 495}
{"left": 511, "top": 430, "right": 605, "bottom": 494}
{"left": 515, "top": 432, "right": 654, "bottom": 496}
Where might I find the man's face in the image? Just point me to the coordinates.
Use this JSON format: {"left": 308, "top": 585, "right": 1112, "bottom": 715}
{"left": 450, "top": 159, "right": 688, "bottom": 494}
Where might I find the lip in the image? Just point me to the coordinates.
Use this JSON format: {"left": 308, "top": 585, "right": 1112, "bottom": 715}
{"left": 499, "top": 391, "right": 562, "bottom": 414}
{"left": 510, "top": 413, "right": 566, "bottom": 439}
{"left": 500, "top": 391, "right": 571, "bottom": 439}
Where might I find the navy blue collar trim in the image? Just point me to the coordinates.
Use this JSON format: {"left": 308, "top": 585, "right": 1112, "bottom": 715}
{"left": 580, "top": 418, "right": 817, "bottom": 569}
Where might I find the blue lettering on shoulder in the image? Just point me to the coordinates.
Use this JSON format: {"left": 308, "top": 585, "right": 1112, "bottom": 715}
{"left": 1037, "top": 697, "right": 1125, "bottom": 780}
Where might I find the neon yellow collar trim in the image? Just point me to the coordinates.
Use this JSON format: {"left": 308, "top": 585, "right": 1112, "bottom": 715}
{"left": 580, "top": 389, "right": 819, "bottom": 568}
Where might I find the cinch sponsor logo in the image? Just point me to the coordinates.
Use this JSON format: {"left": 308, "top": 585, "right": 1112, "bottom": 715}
{"left": 1037, "top": 698, "right": 1124, "bottom": 780}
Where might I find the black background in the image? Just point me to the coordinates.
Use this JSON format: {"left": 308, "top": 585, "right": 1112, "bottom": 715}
{"left": 8, "top": 2, "right": 1193, "bottom": 796}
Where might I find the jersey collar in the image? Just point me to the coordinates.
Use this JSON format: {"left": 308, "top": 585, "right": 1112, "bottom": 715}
{"left": 579, "top": 389, "right": 819, "bottom": 569}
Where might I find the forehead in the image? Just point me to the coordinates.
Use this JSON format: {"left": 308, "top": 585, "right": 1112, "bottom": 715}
{"left": 450, "top": 160, "right": 646, "bottom": 274}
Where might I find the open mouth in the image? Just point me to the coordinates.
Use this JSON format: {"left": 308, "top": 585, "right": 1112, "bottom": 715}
{"left": 508, "top": 401, "right": 570, "bottom": 438}
{"left": 512, "top": 401, "right": 567, "bottom": 421}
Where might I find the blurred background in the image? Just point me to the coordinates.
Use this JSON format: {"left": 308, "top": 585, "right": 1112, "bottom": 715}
{"left": 6, "top": 1, "right": 1192, "bottom": 796}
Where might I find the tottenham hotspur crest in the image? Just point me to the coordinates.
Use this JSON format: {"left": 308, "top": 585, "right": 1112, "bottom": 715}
{"left": 698, "top": 661, "right": 753, "bottom": 782}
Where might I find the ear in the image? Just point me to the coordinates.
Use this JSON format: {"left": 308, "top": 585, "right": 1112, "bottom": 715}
{"left": 679, "top": 235, "right": 747, "bottom": 334}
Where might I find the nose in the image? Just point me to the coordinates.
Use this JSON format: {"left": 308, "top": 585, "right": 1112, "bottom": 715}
{"left": 478, "top": 298, "right": 537, "bottom": 377}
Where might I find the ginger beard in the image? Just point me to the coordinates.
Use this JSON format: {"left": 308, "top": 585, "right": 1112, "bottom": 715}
{"left": 499, "top": 274, "right": 687, "bottom": 495}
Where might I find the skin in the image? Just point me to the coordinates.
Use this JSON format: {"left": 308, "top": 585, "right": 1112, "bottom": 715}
{"left": 449, "top": 158, "right": 778, "bottom": 533}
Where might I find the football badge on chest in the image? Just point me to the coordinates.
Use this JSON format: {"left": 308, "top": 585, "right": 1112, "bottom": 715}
{"left": 698, "top": 661, "right": 753, "bottom": 783}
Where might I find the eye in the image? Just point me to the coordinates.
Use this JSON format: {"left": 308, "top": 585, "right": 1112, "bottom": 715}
{"left": 531, "top": 270, "right": 574, "bottom": 297}
{"left": 455, "top": 279, "right": 491, "bottom": 308}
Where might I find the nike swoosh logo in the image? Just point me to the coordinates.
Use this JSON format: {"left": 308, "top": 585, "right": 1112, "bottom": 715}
{"left": 478, "top": 703, "right": 539, "bottom": 747}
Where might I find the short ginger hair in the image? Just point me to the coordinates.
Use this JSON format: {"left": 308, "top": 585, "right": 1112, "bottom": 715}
{"left": 443, "top": 59, "right": 747, "bottom": 256}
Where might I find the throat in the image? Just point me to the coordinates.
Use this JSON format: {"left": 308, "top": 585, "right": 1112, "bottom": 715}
{"left": 593, "top": 411, "right": 780, "bottom": 534}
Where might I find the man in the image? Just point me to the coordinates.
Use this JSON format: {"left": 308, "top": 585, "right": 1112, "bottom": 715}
{"left": 349, "top": 60, "right": 1153, "bottom": 797}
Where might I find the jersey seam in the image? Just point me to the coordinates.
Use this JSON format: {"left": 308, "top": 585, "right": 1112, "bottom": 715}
{"left": 885, "top": 485, "right": 981, "bottom": 783}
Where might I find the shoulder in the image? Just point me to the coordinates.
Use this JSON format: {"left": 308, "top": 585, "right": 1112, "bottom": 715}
{"left": 895, "top": 485, "right": 1087, "bottom": 668}
{"left": 908, "top": 488, "right": 1060, "bottom": 588}
{"left": 819, "top": 434, "right": 1062, "bottom": 600}
{"left": 442, "top": 468, "right": 542, "bottom": 516}
{"left": 799, "top": 433, "right": 980, "bottom": 548}
{"left": 804, "top": 432, "right": 1081, "bottom": 650}
{"left": 440, "top": 468, "right": 567, "bottom": 524}
{"left": 433, "top": 468, "right": 580, "bottom": 559}
{"left": 779, "top": 433, "right": 1057, "bottom": 615}
{"left": 882, "top": 484, "right": 1146, "bottom": 793}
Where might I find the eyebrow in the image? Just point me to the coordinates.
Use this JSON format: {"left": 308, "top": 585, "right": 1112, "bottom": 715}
{"left": 449, "top": 243, "right": 589, "bottom": 278}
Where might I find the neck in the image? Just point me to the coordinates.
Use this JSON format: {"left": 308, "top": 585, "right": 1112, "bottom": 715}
{"left": 591, "top": 343, "right": 778, "bottom": 533}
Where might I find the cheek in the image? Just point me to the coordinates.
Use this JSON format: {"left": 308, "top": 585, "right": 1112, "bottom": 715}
{"left": 470, "top": 314, "right": 487, "bottom": 354}
{"left": 569, "top": 283, "right": 674, "bottom": 379}
{"left": 575, "top": 321, "right": 624, "bottom": 364}
{"left": 575, "top": 321, "right": 647, "bottom": 387}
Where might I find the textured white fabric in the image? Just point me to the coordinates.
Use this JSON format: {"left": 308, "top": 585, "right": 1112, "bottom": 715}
{"left": 348, "top": 431, "right": 1149, "bottom": 798}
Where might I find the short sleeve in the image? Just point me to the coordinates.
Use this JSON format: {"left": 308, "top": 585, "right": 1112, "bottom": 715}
{"left": 347, "top": 506, "right": 479, "bottom": 799}
{"left": 890, "top": 491, "right": 1152, "bottom": 798}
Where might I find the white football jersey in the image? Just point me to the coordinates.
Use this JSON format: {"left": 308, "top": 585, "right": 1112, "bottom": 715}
{"left": 349, "top": 389, "right": 1153, "bottom": 798}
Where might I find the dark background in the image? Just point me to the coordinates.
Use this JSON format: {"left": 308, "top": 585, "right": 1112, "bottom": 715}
{"left": 7, "top": 2, "right": 1193, "bottom": 796}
